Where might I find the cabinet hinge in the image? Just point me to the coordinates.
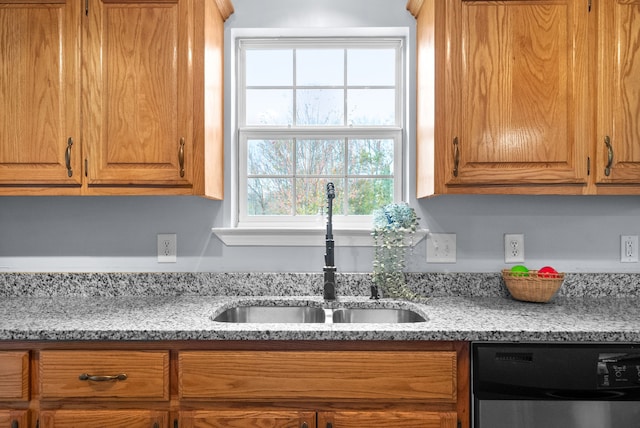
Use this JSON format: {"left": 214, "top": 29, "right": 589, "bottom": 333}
{"left": 587, "top": 156, "right": 591, "bottom": 176}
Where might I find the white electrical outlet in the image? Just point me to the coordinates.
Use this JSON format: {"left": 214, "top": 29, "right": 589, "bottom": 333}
{"left": 157, "top": 233, "right": 177, "bottom": 263}
{"left": 621, "top": 235, "right": 639, "bottom": 263}
{"left": 504, "top": 233, "right": 525, "bottom": 263}
{"left": 426, "top": 233, "right": 456, "bottom": 263}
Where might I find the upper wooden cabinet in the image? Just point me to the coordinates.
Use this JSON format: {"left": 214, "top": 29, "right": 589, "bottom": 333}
{"left": 411, "top": 0, "right": 640, "bottom": 196}
{"left": 0, "top": 0, "right": 232, "bottom": 197}
{"left": 83, "top": 0, "right": 195, "bottom": 190}
{"left": 0, "top": 0, "right": 82, "bottom": 192}
{"left": 595, "top": 0, "right": 640, "bottom": 192}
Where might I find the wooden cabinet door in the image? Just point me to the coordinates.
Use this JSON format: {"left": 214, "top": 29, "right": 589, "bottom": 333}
{"left": 179, "top": 410, "right": 316, "bottom": 428}
{"left": 84, "top": 0, "right": 194, "bottom": 188}
{"left": 0, "top": 0, "right": 81, "bottom": 188}
{"left": 437, "top": 0, "right": 589, "bottom": 192}
{"left": 0, "top": 351, "right": 29, "bottom": 401}
{"left": 595, "top": 0, "right": 640, "bottom": 189}
{"left": 0, "top": 410, "right": 28, "bottom": 428}
{"left": 39, "top": 410, "right": 167, "bottom": 428}
{"left": 319, "top": 410, "right": 457, "bottom": 428}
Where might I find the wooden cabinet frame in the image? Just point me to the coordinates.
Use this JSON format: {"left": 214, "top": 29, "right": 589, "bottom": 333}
{"left": 0, "top": 340, "right": 470, "bottom": 428}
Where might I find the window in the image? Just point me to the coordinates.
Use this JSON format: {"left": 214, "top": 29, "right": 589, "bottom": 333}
{"left": 237, "top": 36, "right": 405, "bottom": 229}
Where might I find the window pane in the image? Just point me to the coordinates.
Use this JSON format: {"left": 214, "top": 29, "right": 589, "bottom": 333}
{"left": 296, "top": 89, "right": 344, "bottom": 125}
{"left": 347, "top": 178, "right": 393, "bottom": 215}
{"left": 247, "top": 139, "right": 293, "bottom": 175}
{"left": 247, "top": 178, "right": 292, "bottom": 215}
{"left": 348, "top": 139, "right": 394, "bottom": 175}
{"left": 246, "top": 89, "right": 293, "bottom": 125}
{"left": 348, "top": 89, "right": 395, "bottom": 125}
{"left": 246, "top": 49, "right": 293, "bottom": 86}
{"left": 347, "top": 49, "right": 395, "bottom": 86}
{"left": 297, "top": 49, "right": 344, "bottom": 86}
{"left": 296, "top": 139, "right": 344, "bottom": 175}
{"left": 296, "top": 178, "right": 344, "bottom": 215}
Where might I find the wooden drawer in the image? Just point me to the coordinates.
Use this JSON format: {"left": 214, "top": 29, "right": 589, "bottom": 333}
{"left": 179, "top": 351, "right": 457, "bottom": 402}
{"left": 0, "top": 351, "right": 29, "bottom": 401}
{"left": 39, "top": 350, "right": 169, "bottom": 400}
{"left": 39, "top": 410, "right": 167, "bottom": 428}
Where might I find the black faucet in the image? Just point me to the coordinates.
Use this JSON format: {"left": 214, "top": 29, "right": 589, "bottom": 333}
{"left": 323, "top": 182, "right": 336, "bottom": 300}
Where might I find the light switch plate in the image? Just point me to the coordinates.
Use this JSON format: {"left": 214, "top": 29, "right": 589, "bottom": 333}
{"left": 427, "top": 233, "right": 456, "bottom": 263}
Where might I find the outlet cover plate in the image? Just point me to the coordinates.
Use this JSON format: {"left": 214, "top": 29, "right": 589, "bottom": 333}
{"left": 504, "top": 233, "right": 525, "bottom": 263}
{"left": 621, "top": 235, "right": 639, "bottom": 263}
{"left": 427, "top": 233, "right": 456, "bottom": 263}
{"left": 157, "top": 233, "right": 177, "bottom": 263}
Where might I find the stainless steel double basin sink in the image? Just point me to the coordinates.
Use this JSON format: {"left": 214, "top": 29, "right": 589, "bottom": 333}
{"left": 212, "top": 305, "right": 426, "bottom": 324}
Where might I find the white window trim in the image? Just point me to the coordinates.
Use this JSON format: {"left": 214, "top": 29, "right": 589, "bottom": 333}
{"left": 212, "top": 27, "right": 419, "bottom": 247}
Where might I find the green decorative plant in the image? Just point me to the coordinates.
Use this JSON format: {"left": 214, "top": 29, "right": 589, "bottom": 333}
{"left": 372, "top": 203, "right": 421, "bottom": 300}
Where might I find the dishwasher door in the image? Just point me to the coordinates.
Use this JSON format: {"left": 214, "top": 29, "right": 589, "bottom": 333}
{"left": 473, "top": 343, "right": 640, "bottom": 428}
{"left": 478, "top": 399, "right": 640, "bottom": 428}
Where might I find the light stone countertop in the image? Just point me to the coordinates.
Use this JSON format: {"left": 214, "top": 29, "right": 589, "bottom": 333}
{"left": 0, "top": 272, "right": 638, "bottom": 342}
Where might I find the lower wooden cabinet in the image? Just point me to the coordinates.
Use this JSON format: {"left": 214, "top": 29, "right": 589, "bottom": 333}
{"left": 179, "top": 410, "right": 457, "bottom": 428}
{"left": 39, "top": 410, "right": 167, "bottom": 428}
{"left": 0, "top": 342, "right": 469, "bottom": 428}
{"left": 179, "top": 410, "right": 316, "bottom": 428}
{"left": 0, "top": 351, "right": 29, "bottom": 428}
{"left": 321, "top": 411, "right": 457, "bottom": 428}
{"left": 0, "top": 410, "right": 28, "bottom": 428}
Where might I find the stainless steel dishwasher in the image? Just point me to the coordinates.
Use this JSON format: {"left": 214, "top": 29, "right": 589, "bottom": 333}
{"left": 472, "top": 343, "right": 640, "bottom": 428}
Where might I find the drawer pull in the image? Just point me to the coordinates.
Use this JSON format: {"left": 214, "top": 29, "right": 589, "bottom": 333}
{"left": 79, "top": 373, "right": 128, "bottom": 382}
{"left": 11, "top": 421, "right": 18, "bottom": 428}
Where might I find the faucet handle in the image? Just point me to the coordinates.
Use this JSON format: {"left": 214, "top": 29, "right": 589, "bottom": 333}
{"left": 326, "top": 182, "right": 335, "bottom": 199}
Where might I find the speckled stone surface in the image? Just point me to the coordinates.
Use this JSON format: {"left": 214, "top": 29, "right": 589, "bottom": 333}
{"left": 0, "top": 272, "right": 639, "bottom": 342}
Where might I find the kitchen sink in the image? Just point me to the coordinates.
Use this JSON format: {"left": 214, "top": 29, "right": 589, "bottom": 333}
{"left": 331, "top": 308, "right": 426, "bottom": 323}
{"left": 212, "top": 304, "right": 427, "bottom": 324}
{"left": 212, "top": 306, "right": 326, "bottom": 323}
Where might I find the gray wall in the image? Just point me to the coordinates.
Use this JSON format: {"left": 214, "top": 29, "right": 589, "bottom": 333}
{"left": 1, "top": 0, "right": 639, "bottom": 274}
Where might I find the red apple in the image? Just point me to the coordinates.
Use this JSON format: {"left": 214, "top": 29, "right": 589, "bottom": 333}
{"left": 538, "top": 266, "right": 558, "bottom": 278}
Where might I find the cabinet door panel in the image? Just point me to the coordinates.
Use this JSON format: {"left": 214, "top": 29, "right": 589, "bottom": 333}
{"left": 596, "top": 0, "right": 640, "bottom": 186}
{"left": 319, "top": 410, "right": 457, "bottom": 428}
{"left": 0, "top": 351, "right": 29, "bottom": 400}
{"left": 179, "top": 351, "right": 456, "bottom": 403}
{"left": 441, "top": 0, "right": 588, "bottom": 189}
{"left": 39, "top": 410, "right": 167, "bottom": 428}
{"left": 84, "top": 0, "right": 193, "bottom": 186}
{"left": 0, "top": 410, "right": 28, "bottom": 428}
{"left": 0, "top": 0, "right": 81, "bottom": 186}
{"left": 179, "top": 410, "right": 316, "bottom": 428}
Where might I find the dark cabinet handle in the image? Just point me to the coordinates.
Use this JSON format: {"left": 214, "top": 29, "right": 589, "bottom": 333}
{"left": 453, "top": 136, "right": 460, "bottom": 177}
{"left": 79, "top": 373, "right": 127, "bottom": 382}
{"left": 11, "top": 420, "right": 18, "bottom": 428}
{"left": 179, "top": 137, "right": 185, "bottom": 177}
{"left": 604, "top": 135, "right": 613, "bottom": 176}
{"left": 65, "top": 137, "right": 73, "bottom": 177}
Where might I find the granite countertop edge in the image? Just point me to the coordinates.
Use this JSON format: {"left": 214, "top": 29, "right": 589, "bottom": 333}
{"left": 0, "top": 272, "right": 639, "bottom": 342}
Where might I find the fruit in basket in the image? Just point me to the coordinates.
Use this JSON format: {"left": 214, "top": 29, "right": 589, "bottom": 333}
{"left": 538, "top": 266, "right": 558, "bottom": 278}
{"left": 510, "top": 265, "right": 529, "bottom": 277}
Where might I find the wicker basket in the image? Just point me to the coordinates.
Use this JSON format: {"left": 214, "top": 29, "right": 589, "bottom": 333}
{"left": 501, "top": 269, "right": 564, "bottom": 303}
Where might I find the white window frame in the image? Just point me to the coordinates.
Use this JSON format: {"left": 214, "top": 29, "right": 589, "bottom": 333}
{"left": 213, "top": 28, "right": 418, "bottom": 246}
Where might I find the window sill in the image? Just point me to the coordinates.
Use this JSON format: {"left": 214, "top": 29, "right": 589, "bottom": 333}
{"left": 211, "top": 227, "right": 428, "bottom": 247}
